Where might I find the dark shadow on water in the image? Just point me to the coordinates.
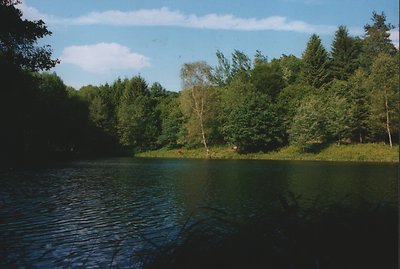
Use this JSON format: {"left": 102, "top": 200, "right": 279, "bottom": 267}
{"left": 145, "top": 193, "right": 397, "bottom": 269}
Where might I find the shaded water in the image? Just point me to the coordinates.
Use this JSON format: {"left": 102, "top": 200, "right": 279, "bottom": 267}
{"left": 0, "top": 158, "right": 397, "bottom": 268}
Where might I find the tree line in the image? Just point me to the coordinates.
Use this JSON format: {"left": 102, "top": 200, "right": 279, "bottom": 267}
{"left": 1, "top": 0, "right": 398, "bottom": 165}
{"left": 72, "top": 11, "right": 399, "bottom": 156}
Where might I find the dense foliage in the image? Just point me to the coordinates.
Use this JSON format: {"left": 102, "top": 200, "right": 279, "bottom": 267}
{"left": 1, "top": 1, "right": 398, "bottom": 165}
{"left": 223, "top": 91, "right": 283, "bottom": 152}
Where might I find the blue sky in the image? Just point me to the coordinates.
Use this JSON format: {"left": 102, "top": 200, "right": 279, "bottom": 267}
{"left": 20, "top": 0, "right": 398, "bottom": 91}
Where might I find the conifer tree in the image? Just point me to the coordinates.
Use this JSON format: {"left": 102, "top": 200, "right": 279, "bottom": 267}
{"left": 361, "top": 11, "right": 397, "bottom": 68}
{"left": 330, "top": 26, "right": 360, "bottom": 80}
{"left": 300, "top": 34, "right": 330, "bottom": 88}
{"left": 347, "top": 69, "right": 370, "bottom": 143}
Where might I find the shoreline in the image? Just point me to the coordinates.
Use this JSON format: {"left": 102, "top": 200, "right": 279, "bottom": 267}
{"left": 136, "top": 143, "right": 399, "bottom": 163}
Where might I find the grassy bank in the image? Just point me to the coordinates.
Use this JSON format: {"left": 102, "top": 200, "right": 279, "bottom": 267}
{"left": 136, "top": 143, "right": 398, "bottom": 162}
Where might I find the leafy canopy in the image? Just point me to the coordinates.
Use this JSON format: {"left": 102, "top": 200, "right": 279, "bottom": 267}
{"left": 0, "top": 0, "right": 58, "bottom": 71}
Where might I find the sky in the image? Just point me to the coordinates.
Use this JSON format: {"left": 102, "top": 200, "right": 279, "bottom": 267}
{"left": 20, "top": 0, "right": 399, "bottom": 91}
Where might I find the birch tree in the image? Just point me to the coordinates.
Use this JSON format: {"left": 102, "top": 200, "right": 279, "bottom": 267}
{"left": 366, "top": 53, "right": 399, "bottom": 147}
{"left": 180, "top": 62, "right": 215, "bottom": 156}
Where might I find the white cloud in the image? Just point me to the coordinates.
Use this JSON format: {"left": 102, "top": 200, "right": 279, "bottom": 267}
{"left": 60, "top": 43, "right": 150, "bottom": 73}
{"left": 72, "top": 7, "right": 187, "bottom": 27}
{"left": 18, "top": 1, "right": 337, "bottom": 35}
{"left": 19, "top": 0, "right": 66, "bottom": 24}
{"left": 68, "top": 7, "right": 336, "bottom": 34}
{"left": 19, "top": 2, "right": 397, "bottom": 41}
{"left": 19, "top": 1, "right": 44, "bottom": 20}
{"left": 389, "top": 29, "right": 399, "bottom": 49}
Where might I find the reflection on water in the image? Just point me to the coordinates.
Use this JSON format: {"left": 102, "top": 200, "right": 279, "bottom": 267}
{"left": 0, "top": 158, "right": 397, "bottom": 268}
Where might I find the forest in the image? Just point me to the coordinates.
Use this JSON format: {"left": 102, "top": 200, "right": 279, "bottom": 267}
{"left": 1, "top": 0, "right": 399, "bottom": 165}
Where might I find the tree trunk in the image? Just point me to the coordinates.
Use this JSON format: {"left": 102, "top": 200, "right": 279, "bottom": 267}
{"left": 385, "top": 98, "right": 392, "bottom": 148}
{"left": 200, "top": 120, "right": 209, "bottom": 157}
{"left": 190, "top": 86, "right": 209, "bottom": 157}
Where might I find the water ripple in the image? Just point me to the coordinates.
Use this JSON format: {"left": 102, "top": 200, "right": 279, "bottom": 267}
{"left": 0, "top": 158, "right": 396, "bottom": 268}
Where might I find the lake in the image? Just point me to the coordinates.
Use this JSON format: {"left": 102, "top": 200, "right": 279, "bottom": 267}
{"left": 0, "top": 158, "right": 397, "bottom": 268}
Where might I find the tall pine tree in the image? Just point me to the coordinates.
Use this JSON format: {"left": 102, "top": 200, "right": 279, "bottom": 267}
{"left": 300, "top": 34, "right": 330, "bottom": 88}
{"left": 360, "top": 11, "right": 397, "bottom": 68}
{"left": 330, "top": 26, "right": 360, "bottom": 80}
{"left": 347, "top": 69, "right": 370, "bottom": 143}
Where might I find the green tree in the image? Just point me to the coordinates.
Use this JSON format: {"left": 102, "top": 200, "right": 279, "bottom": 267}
{"left": 117, "top": 95, "right": 159, "bottom": 151}
{"left": 111, "top": 78, "right": 126, "bottom": 109}
{"left": 98, "top": 83, "right": 119, "bottom": 137}
{"left": 63, "top": 90, "right": 92, "bottom": 154}
{"left": 213, "top": 50, "right": 252, "bottom": 86}
{"left": 276, "top": 84, "right": 316, "bottom": 133}
{"left": 330, "top": 26, "right": 360, "bottom": 80}
{"left": 89, "top": 95, "right": 109, "bottom": 130}
{"left": 366, "top": 53, "right": 398, "bottom": 147}
{"left": 180, "top": 61, "right": 216, "bottom": 156}
{"left": 150, "top": 82, "right": 167, "bottom": 98}
{"left": 223, "top": 92, "right": 283, "bottom": 152}
{"left": 218, "top": 75, "right": 255, "bottom": 142}
{"left": 347, "top": 69, "right": 370, "bottom": 143}
{"left": 31, "top": 73, "right": 68, "bottom": 154}
{"left": 220, "top": 75, "right": 255, "bottom": 115}
{"left": 250, "top": 60, "right": 285, "bottom": 101}
{"left": 122, "top": 75, "right": 148, "bottom": 104}
{"left": 231, "top": 49, "right": 251, "bottom": 79}
{"left": 324, "top": 79, "right": 349, "bottom": 96}
{"left": 157, "top": 94, "right": 183, "bottom": 148}
{"left": 325, "top": 92, "right": 352, "bottom": 143}
{"left": 26, "top": 73, "right": 100, "bottom": 157}
{"left": 78, "top": 85, "right": 116, "bottom": 136}
{"left": 0, "top": 0, "right": 58, "bottom": 71}
{"left": 300, "top": 34, "right": 330, "bottom": 88}
{"left": 289, "top": 94, "right": 327, "bottom": 150}
{"left": 0, "top": 0, "right": 59, "bottom": 165}
{"left": 253, "top": 50, "right": 268, "bottom": 66}
{"left": 78, "top": 85, "right": 99, "bottom": 101}
{"left": 214, "top": 50, "right": 232, "bottom": 86}
{"left": 361, "top": 11, "right": 397, "bottom": 68}
{"left": 278, "top": 54, "right": 302, "bottom": 85}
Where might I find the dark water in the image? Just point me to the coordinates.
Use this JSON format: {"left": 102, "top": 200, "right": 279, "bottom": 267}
{"left": 0, "top": 158, "right": 397, "bottom": 268}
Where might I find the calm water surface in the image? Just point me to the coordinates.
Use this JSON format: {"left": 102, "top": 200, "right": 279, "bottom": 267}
{"left": 0, "top": 158, "right": 397, "bottom": 268}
